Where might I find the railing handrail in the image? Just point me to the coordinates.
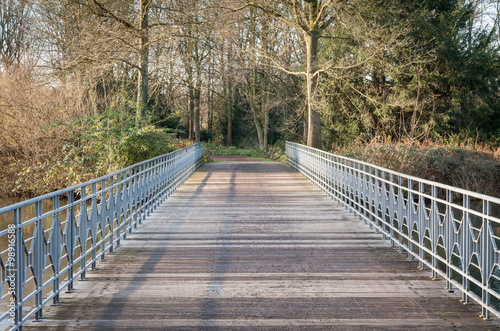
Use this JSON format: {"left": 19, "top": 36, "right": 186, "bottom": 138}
{"left": 0, "top": 142, "right": 205, "bottom": 330}
{"left": 286, "top": 141, "right": 500, "bottom": 320}
{"left": 287, "top": 142, "right": 500, "bottom": 204}
{"left": 0, "top": 144, "right": 201, "bottom": 215}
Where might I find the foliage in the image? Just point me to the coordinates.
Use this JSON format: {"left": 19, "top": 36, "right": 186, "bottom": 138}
{"left": 13, "top": 110, "right": 189, "bottom": 196}
{"left": 319, "top": 0, "right": 500, "bottom": 148}
{"left": 205, "top": 141, "right": 285, "bottom": 161}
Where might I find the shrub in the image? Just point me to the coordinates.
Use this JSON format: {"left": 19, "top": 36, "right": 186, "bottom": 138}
{"left": 11, "top": 110, "right": 189, "bottom": 196}
{"left": 331, "top": 141, "right": 500, "bottom": 197}
{"left": 119, "top": 126, "right": 178, "bottom": 165}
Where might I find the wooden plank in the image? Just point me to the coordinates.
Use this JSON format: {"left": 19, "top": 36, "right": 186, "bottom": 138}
{"left": 23, "top": 160, "right": 500, "bottom": 330}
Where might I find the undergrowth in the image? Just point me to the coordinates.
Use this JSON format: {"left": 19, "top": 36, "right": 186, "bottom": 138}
{"left": 2, "top": 110, "right": 189, "bottom": 197}
{"left": 331, "top": 140, "right": 500, "bottom": 198}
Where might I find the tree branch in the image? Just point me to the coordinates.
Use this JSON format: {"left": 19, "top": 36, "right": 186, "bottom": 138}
{"left": 312, "top": 0, "right": 334, "bottom": 29}
{"left": 90, "top": 0, "right": 137, "bottom": 32}
{"left": 226, "top": 2, "right": 302, "bottom": 31}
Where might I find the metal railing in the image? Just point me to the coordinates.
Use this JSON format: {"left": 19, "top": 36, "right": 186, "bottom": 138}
{"left": 286, "top": 141, "right": 500, "bottom": 319}
{"left": 0, "top": 142, "right": 204, "bottom": 330}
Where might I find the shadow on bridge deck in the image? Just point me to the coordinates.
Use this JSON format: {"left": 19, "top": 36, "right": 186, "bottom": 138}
{"left": 24, "top": 160, "right": 500, "bottom": 330}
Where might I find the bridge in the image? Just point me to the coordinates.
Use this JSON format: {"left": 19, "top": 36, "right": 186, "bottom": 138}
{"left": 1, "top": 142, "right": 500, "bottom": 330}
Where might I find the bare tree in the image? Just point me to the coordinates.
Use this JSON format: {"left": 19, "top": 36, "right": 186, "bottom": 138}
{"left": 0, "top": 0, "right": 30, "bottom": 70}
{"left": 36, "top": 0, "right": 174, "bottom": 123}
{"left": 233, "top": 0, "right": 338, "bottom": 149}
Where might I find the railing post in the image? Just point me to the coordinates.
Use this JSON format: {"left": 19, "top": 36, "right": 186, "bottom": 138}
{"left": 362, "top": 164, "right": 368, "bottom": 225}
{"left": 52, "top": 196, "right": 61, "bottom": 305}
{"left": 13, "top": 207, "right": 24, "bottom": 329}
{"left": 119, "top": 172, "right": 127, "bottom": 241}
{"left": 67, "top": 190, "right": 75, "bottom": 293}
{"left": 418, "top": 182, "right": 426, "bottom": 270}
{"left": 367, "top": 165, "right": 374, "bottom": 227}
{"left": 389, "top": 173, "right": 395, "bottom": 247}
{"left": 408, "top": 178, "right": 414, "bottom": 261}
{"left": 91, "top": 183, "right": 98, "bottom": 271}
{"left": 34, "top": 200, "right": 44, "bottom": 321}
{"left": 115, "top": 175, "right": 122, "bottom": 247}
{"left": 109, "top": 176, "right": 116, "bottom": 252}
{"left": 375, "top": 168, "right": 382, "bottom": 235}
{"left": 381, "top": 170, "right": 388, "bottom": 240}
{"left": 461, "top": 194, "right": 471, "bottom": 304}
{"left": 445, "top": 189, "right": 453, "bottom": 292}
{"left": 481, "top": 199, "right": 492, "bottom": 319}
{"left": 431, "top": 185, "right": 437, "bottom": 280}
{"left": 130, "top": 167, "right": 138, "bottom": 229}
{"left": 100, "top": 179, "right": 107, "bottom": 261}
{"left": 80, "top": 186, "right": 88, "bottom": 280}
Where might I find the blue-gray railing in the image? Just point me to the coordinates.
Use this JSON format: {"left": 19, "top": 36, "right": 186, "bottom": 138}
{"left": 0, "top": 142, "right": 204, "bottom": 330}
{"left": 287, "top": 141, "right": 500, "bottom": 319}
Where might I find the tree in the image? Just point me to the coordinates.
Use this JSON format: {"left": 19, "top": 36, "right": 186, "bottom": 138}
{"left": 37, "top": 0, "right": 173, "bottom": 123}
{"left": 316, "top": 0, "right": 500, "bottom": 146}
{"left": 235, "top": 0, "right": 338, "bottom": 149}
{"left": 0, "top": 0, "right": 30, "bottom": 70}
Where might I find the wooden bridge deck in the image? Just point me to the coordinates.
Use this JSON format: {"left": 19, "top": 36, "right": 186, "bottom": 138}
{"left": 25, "top": 160, "right": 500, "bottom": 330}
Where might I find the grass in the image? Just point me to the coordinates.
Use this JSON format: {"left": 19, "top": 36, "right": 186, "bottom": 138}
{"left": 205, "top": 142, "right": 269, "bottom": 157}
{"left": 211, "top": 158, "right": 273, "bottom": 163}
{"left": 245, "top": 157, "right": 275, "bottom": 162}
{"left": 205, "top": 142, "right": 285, "bottom": 162}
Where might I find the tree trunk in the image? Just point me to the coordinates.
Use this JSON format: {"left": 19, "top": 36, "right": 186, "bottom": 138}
{"left": 303, "top": 112, "right": 308, "bottom": 141}
{"left": 249, "top": 9, "right": 268, "bottom": 152}
{"left": 207, "top": 61, "right": 213, "bottom": 132}
{"left": 226, "top": 43, "right": 233, "bottom": 146}
{"left": 263, "top": 79, "right": 269, "bottom": 152}
{"left": 194, "top": 60, "right": 202, "bottom": 142}
{"left": 264, "top": 107, "right": 269, "bottom": 151}
{"left": 227, "top": 88, "right": 233, "bottom": 146}
{"left": 208, "top": 81, "right": 213, "bottom": 132}
{"left": 194, "top": 87, "right": 201, "bottom": 142}
{"left": 188, "top": 86, "right": 194, "bottom": 141}
{"left": 136, "top": 0, "right": 149, "bottom": 125}
{"left": 305, "top": 31, "right": 321, "bottom": 149}
{"left": 252, "top": 76, "right": 270, "bottom": 152}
